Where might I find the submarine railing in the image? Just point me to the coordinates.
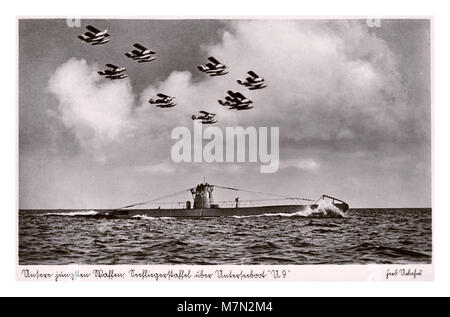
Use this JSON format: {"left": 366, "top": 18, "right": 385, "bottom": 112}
{"left": 109, "top": 184, "right": 342, "bottom": 211}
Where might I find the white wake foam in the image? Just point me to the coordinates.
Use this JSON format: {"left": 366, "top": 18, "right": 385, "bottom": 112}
{"left": 43, "top": 210, "right": 99, "bottom": 216}
{"left": 131, "top": 215, "right": 174, "bottom": 220}
{"left": 231, "top": 199, "right": 347, "bottom": 219}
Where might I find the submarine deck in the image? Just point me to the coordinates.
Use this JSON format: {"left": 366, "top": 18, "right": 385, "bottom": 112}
{"left": 106, "top": 203, "right": 349, "bottom": 217}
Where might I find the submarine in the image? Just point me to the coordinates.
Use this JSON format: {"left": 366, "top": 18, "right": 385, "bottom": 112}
{"left": 103, "top": 182, "right": 349, "bottom": 218}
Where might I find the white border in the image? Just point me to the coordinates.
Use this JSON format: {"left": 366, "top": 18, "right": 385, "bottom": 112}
{"left": 16, "top": 265, "right": 433, "bottom": 282}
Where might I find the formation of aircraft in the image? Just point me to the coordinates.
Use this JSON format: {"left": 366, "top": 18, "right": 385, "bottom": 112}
{"left": 125, "top": 43, "right": 157, "bottom": 63}
{"left": 237, "top": 71, "right": 267, "bottom": 90}
{"left": 77, "top": 24, "right": 269, "bottom": 120}
{"left": 98, "top": 64, "right": 128, "bottom": 80}
{"left": 197, "top": 57, "right": 228, "bottom": 76}
{"left": 192, "top": 111, "right": 217, "bottom": 124}
{"left": 149, "top": 93, "right": 176, "bottom": 108}
{"left": 196, "top": 57, "right": 264, "bottom": 113}
{"left": 78, "top": 25, "right": 110, "bottom": 45}
{"left": 218, "top": 91, "right": 254, "bottom": 110}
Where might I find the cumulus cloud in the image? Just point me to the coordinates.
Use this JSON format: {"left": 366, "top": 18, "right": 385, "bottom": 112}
{"left": 48, "top": 20, "right": 420, "bottom": 165}
{"left": 283, "top": 159, "right": 321, "bottom": 172}
{"left": 47, "top": 58, "right": 136, "bottom": 157}
{"left": 202, "top": 20, "right": 411, "bottom": 145}
{"left": 134, "top": 162, "right": 175, "bottom": 174}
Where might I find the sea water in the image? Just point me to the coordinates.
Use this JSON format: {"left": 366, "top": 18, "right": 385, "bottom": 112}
{"left": 18, "top": 208, "right": 431, "bottom": 265}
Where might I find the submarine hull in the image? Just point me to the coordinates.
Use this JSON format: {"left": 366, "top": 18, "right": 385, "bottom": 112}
{"left": 106, "top": 203, "right": 349, "bottom": 218}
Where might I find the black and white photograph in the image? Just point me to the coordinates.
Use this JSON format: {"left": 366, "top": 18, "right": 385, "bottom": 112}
{"left": 18, "top": 17, "right": 432, "bottom": 276}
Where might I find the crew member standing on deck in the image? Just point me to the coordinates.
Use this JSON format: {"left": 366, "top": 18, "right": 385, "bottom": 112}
{"left": 235, "top": 197, "right": 239, "bottom": 208}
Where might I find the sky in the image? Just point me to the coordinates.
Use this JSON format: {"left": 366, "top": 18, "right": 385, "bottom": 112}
{"left": 18, "top": 18, "right": 431, "bottom": 209}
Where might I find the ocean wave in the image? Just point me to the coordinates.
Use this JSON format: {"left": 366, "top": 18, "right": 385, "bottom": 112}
{"left": 349, "top": 242, "right": 430, "bottom": 259}
{"left": 248, "top": 241, "right": 280, "bottom": 250}
{"left": 305, "top": 222, "right": 339, "bottom": 228}
{"left": 19, "top": 208, "right": 432, "bottom": 265}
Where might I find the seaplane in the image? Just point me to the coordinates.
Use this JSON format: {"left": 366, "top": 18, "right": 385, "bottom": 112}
{"left": 237, "top": 71, "right": 267, "bottom": 90}
{"left": 197, "top": 57, "right": 228, "bottom": 76}
{"left": 218, "top": 91, "right": 254, "bottom": 110}
{"left": 149, "top": 93, "right": 176, "bottom": 108}
{"left": 125, "top": 43, "right": 156, "bottom": 63}
{"left": 192, "top": 111, "right": 217, "bottom": 124}
{"left": 218, "top": 96, "right": 235, "bottom": 107}
{"left": 98, "top": 64, "right": 128, "bottom": 80}
{"left": 78, "top": 25, "right": 110, "bottom": 45}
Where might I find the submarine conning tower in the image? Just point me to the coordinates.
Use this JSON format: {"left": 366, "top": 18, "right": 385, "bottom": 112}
{"left": 191, "top": 182, "right": 216, "bottom": 209}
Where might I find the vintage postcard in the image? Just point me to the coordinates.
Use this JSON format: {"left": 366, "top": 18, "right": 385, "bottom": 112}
{"left": 17, "top": 17, "right": 433, "bottom": 281}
